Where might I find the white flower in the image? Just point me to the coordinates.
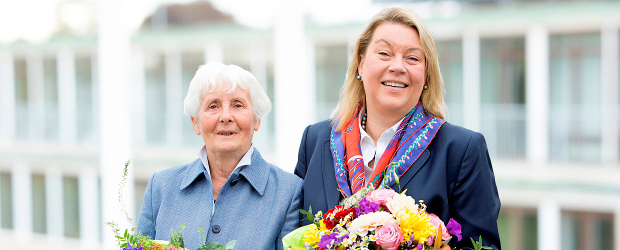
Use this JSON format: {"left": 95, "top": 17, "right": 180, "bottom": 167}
{"left": 343, "top": 186, "right": 375, "bottom": 208}
{"left": 385, "top": 193, "right": 419, "bottom": 217}
{"left": 348, "top": 211, "right": 397, "bottom": 236}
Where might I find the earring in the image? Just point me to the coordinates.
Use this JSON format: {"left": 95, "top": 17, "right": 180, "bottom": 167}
{"left": 423, "top": 85, "right": 428, "bottom": 90}
{"left": 357, "top": 75, "right": 361, "bottom": 81}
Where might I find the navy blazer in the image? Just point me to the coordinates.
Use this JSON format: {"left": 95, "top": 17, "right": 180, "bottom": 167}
{"left": 137, "top": 149, "right": 302, "bottom": 250}
{"left": 294, "top": 120, "right": 501, "bottom": 249}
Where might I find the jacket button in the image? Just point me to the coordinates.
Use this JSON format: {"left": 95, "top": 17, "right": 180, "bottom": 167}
{"left": 212, "top": 225, "right": 221, "bottom": 234}
{"left": 230, "top": 179, "right": 238, "bottom": 186}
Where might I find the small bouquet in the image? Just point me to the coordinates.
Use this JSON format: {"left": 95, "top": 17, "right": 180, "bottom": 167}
{"left": 109, "top": 161, "right": 235, "bottom": 250}
{"left": 283, "top": 176, "right": 491, "bottom": 250}
{"left": 109, "top": 224, "right": 236, "bottom": 250}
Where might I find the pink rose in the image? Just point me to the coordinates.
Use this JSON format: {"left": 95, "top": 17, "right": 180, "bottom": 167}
{"left": 367, "top": 188, "right": 397, "bottom": 205}
{"left": 427, "top": 213, "right": 451, "bottom": 243}
{"left": 375, "top": 223, "right": 404, "bottom": 250}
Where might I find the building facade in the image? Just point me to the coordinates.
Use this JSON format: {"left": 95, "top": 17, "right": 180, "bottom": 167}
{"left": 0, "top": 1, "right": 619, "bottom": 250}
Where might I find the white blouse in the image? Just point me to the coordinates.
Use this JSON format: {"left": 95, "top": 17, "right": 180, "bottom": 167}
{"left": 358, "top": 108, "right": 405, "bottom": 185}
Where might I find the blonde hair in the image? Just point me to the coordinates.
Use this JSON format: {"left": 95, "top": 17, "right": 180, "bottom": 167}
{"left": 332, "top": 7, "right": 447, "bottom": 131}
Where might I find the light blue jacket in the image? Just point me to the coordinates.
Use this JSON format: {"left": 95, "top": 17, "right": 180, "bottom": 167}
{"left": 137, "top": 149, "right": 302, "bottom": 250}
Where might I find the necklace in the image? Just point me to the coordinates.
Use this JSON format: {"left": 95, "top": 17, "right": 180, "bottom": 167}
{"left": 361, "top": 110, "right": 367, "bottom": 131}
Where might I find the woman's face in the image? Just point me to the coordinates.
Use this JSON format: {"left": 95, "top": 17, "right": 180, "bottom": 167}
{"left": 358, "top": 22, "right": 425, "bottom": 116}
{"left": 191, "top": 86, "right": 260, "bottom": 157}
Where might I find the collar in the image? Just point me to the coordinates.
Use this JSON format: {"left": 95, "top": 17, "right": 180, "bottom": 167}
{"left": 180, "top": 147, "right": 268, "bottom": 196}
{"left": 197, "top": 145, "right": 253, "bottom": 180}
{"left": 358, "top": 107, "right": 405, "bottom": 147}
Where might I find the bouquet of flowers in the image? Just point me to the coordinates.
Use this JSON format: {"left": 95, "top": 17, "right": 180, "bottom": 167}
{"left": 283, "top": 181, "right": 491, "bottom": 250}
{"left": 109, "top": 161, "right": 236, "bottom": 250}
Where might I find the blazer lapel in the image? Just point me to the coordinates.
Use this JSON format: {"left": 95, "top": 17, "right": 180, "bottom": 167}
{"left": 321, "top": 140, "right": 340, "bottom": 209}
{"left": 392, "top": 149, "right": 430, "bottom": 190}
{"left": 178, "top": 159, "right": 214, "bottom": 248}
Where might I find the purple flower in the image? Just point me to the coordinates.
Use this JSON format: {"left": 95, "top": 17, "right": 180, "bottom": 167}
{"left": 123, "top": 239, "right": 144, "bottom": 250}
{"left": 123, "top": 240, "right": 134, "bottom": 250}
{"left": 407, "top": 234, "right": 415, "bottom": 246}
{"left": 446, "top": 218, "right": 462, "bottom": 241}
{"left": 317, "top": 232, "right": 348, "bottom": 248}
{"left": 355, "top": 197, "right": 381, "bottom": 217}
{"left": 416, "top": 243, "right": 424, "bottom": 250}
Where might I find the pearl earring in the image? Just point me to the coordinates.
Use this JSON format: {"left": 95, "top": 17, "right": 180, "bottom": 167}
{"left": 357, "top": 75, "right": 361, "bottom": 81}
{"left": 423, "top": 85, "right": 428, "bottom": 90}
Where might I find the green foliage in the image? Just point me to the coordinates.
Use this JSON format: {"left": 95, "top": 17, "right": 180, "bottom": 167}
{"left": 299, "top": 206, "right": 322, "bottom": 229}
{"left": 118, "top": 160, "right": 135, "bottom": 233}
{"left": 110, "top": 225, "right": 235, "bottom": 250}
{"left": 393, "top": 170, "right": 401, "bottom": 194}
{"left": 170, "top": 225, "right": 186, "bottom": 248}
{"left": 197, "top": 240, "right": 236, "bottom": 250}
{"left": 108, "top": 160, "right": 236, "bottom": 250}
{"left": 299, "top": 206, "right": 314, "bottom": 224}
{"left": 468, "top": 236, "right": 493, "bottom": 250}
{"left": 108, "top": 221, "right": 123, "bottom": 247}
{"left": 380, "top": 164, "right": 402, "bottom": 193}
{"left": 109, "top": 225, "right": 142, "bottom": 249}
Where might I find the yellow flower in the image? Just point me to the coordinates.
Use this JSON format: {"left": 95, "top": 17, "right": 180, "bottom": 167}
{"left": 302, "top": 224, "right": 321, "bottom": 246}
{"left": 398, "top": 211, "right": 436, "bottom": 244}
{"left": 319, "top": 220, "right": 329, "bottom": 232}
{"left": 302, "top": 221, "right": 332, "bottom": 247}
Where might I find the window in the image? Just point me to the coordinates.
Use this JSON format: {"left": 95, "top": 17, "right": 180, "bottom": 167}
{"left": 480, "top": 37, "right": 526, "bottom": 159}
{"left": 436, "top": 40, "right": 463, "bottom": 125}
{"left": 549, "top": 33, "right": 601, "bottom": 162}
{"left": 315, "top": 44, "right": 347, "bottom": 122}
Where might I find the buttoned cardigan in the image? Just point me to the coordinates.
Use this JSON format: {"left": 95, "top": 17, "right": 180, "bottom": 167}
{"left": 137, "top": 149, "right": 302, "bottom": 250}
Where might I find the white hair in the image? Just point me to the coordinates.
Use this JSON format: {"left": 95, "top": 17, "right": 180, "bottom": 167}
{"left": 183, "top": 62, "right": 271, "bottom": 121}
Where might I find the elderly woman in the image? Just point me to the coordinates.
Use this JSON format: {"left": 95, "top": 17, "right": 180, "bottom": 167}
{"left": 295, "top": 7, "right": 501, "bottom": 250}
{"left": 137, "top": 62, "right": 302, "bottom": 249}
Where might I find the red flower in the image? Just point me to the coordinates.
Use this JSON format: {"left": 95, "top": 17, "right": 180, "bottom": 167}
{"left": 323, "top": 205, "right": 356, "bottom": 230}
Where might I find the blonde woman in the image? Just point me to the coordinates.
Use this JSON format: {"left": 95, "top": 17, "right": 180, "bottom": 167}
{"left": 295, "top": 7, "right": 500, "bottom": 249}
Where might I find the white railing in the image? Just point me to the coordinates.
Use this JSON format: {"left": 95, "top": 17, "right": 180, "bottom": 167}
{"left": 481, "top": 103, "right": 527, "bottom": 160}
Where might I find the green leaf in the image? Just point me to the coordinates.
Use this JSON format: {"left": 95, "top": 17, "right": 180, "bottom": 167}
{"left": 394, "top": 171, "right": 401, "bottom": 193}
{"left": 299, "top": 207, "right": 314, "bottom": 223}
{"left": 199, "top": 242, "right": 221, "bottom": 250}
{"left": 121, "top": 243, "right": 127, "bottom": 248}
{"left": 282, "top": 225, "right": 315, "bottom": 249}
{"left": 308, "top": 206, "right": 314, "bottom": 222}
{"left": 225, "top": 240, "right": 236, "bottom": 250}
{"left": 124, "top": 229, "right": 129, "bottom": 238}
{"left": 170, "top": 225, "right": 186, "bottom": 248}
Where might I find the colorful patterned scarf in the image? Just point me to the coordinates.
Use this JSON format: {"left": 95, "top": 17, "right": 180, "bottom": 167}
{"left": 330, "top": 102, "right": 446, "bottom": 198}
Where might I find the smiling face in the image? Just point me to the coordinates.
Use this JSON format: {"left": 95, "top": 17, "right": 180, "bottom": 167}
{"left": 358, "top": 22, "right": 426, "bottom": 117}
{"left": 191, "top": 86, "right": 260, "bottom": 158}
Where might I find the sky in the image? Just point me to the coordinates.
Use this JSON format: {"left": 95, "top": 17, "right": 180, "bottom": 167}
{"left": 0, "top": 0, "right": 379, "bottom": 44}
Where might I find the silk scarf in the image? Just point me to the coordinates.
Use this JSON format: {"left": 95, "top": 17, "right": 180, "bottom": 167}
{"left": 330, "top": 102, "right": 446, "bottom": 198}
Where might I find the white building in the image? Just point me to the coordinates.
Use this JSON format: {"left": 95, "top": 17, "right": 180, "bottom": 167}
{"left": 0, "top": 1, "right": 619, "bottom": 249}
